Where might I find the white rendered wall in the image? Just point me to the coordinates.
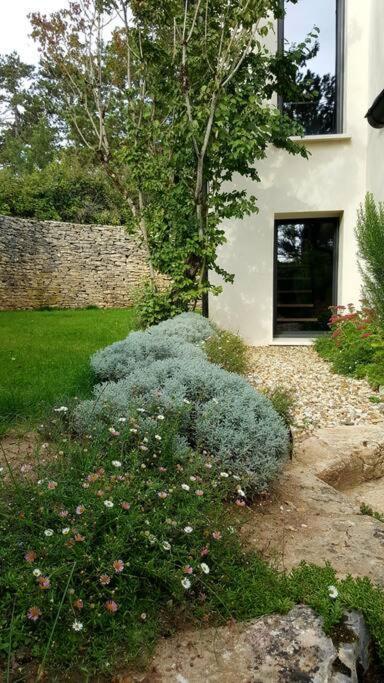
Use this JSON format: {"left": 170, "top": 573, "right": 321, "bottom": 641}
{"left": 210, "top": 0, "right": 381, "bottom": 345}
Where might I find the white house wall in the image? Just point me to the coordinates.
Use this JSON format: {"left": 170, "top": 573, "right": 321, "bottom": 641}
{"left": 210, "top": 0, "right": 382, "bottom": 346}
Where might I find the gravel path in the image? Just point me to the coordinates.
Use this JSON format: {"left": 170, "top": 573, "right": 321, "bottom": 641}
{"left": 247, "top": 346, "right": 384, "bottom": 435}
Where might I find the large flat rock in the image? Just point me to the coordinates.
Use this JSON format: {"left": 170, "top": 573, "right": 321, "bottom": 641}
{"left": 118, "top": 607, "right": 362, "bottom": 683}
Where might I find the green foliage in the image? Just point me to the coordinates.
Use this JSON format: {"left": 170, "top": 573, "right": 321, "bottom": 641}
{"left": 2, "top": 421, "right": 384, "bottom": 676}
{"left": 263, "top": 387, "right": 296, "bottom": 427}
{"left": 28, "top": 0, "right": 310, "bottom": 312}
{"left": 356, "top": 193, "right": 384, "bottom": 322}
{"left": 314, "top": 304, "right": 384, "bottom": 390}
{"left": 0, "top": 308, "right": 137, "bottom": 433}
{"left": 0, "top": 155, "right": 125, "bottom": 224}
{"left": 203, "top": 329, "right": 249, "bottom": 375}
{"left": 133, "top": 282, "right": 191, "bottom": 328}
{"left": 360, "top": 502, "right": 384, "bottom": 524}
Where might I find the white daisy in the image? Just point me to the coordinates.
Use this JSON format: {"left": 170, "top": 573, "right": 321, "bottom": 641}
{"left": 62, "top": 527, "right": 70, "bottom": 535}
{"left": 162, "top": 541, "right": 171, "bottom": 551}
{"left": 328, "top": 585, "right": 339, "bottom": 599}
{"left": 72, "top": 620, "right": 83, "bottom": 631}
{"left": 33, "top": 569, "right": 42, "bottom": 577}
{"left": 181, "top": 484, "right": 190, "bottom": 491}
{"left": 155, "top": 434, "right": 162, "bottom": 441}
{"left": 111, "top": 460, "right": 122, "bottom": 468}
{"left": 181, "top": 578, "right": 191, "bottom": 589}
{"left": 44, "top": 529, "right": 54, "bottom": 537}
{"left": 104, "top": 500, "right": 114, "bottom": 508}
{"left": 184, "top": 526, "right": 193, "bottom": 534}
{"left": 157, "top": 415, "right": 165, "bottom": 421}
{"left": 200, "top": 563, "right": 210, "bottom": 574}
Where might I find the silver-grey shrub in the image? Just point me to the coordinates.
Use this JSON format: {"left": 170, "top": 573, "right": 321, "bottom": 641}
{"left": 91, "top": 330, "right": 205, "bottom": 381}
{"left": 75, "top": 355, "right": 290, "bottom": 491}
{"left": 148, "top": 312, "right": 215, "bottom": 344}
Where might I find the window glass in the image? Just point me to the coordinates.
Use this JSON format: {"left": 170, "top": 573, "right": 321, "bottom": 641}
{"left": 283, "top": 0, "right": 338, "bottom": 135}
{"left": 275, "top": 218, "right": 338, "bottom": 336}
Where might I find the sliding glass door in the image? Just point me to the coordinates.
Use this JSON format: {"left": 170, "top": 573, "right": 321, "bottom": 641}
{"left": 274, "top": 217, "right": 339, "bottom": 337}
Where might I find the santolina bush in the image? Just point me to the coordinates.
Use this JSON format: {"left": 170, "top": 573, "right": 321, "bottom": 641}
{"left": 76, "top": 314, "right": 290, "bottom": 490}
{"left": 91, "top": 312, "right": 215, "bottom": 381}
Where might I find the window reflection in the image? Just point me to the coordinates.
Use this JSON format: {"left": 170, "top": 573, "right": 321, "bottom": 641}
{"left": 275, "top": 218, "right": 338, "bottom": 336}
{"left": 283, "top": 0, "right": 338, "bottom": 135}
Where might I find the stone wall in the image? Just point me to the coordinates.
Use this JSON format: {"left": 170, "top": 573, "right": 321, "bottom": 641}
{"left": 0, "top": 215, "right": 149, "bottom": 310}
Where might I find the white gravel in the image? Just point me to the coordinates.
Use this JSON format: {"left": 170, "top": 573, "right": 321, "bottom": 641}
{"left": 247, "top": 346, "right": 384, "bottom": 436}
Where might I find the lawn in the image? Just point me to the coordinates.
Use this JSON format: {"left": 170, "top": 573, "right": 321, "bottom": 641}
{"left": 0, "top": 308, "right": 137, "bottom": 432}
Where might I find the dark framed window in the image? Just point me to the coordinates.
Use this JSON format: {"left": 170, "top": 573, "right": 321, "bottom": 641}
{"left": 279, "top": 0, "right": 345, "bottom": 135}
{"left": 274, "top": 217, "right": 339, "bottom": 337}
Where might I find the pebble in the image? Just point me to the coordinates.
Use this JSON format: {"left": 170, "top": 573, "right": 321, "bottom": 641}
{"left": 247, "top": 346, "right": 384, "bottom": 436}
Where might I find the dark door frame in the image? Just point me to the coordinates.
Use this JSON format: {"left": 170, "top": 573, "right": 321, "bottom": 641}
{"left": 273, "top": 216, "right": 340, "bottom": 338}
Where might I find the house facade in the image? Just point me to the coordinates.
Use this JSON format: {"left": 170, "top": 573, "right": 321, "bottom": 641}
{"left": 210, "top": 0, "right": 384, "bottom": 346}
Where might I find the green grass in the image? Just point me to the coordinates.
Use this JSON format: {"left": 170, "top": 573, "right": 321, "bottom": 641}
{"left": 0, "top": 308, "right": 137, "bottom": 432}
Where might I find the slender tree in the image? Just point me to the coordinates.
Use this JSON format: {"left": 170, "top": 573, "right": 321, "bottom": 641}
{"left": 30, "top": 0, "right": 311, "bottom": 320}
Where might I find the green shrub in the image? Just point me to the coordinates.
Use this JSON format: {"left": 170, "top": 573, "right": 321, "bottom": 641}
{"left": 134, "top": 282, "right": 190, "bottom": 328}
{"left": 356, "top": 193, "right": 384, "bottom": 322}
{"left": 263, "top": 387, "right": 296, "bottom": 427}
{"left": 203, "top": 329, "right": 249, "bottom": 375}
{"left": 314, "top": 304, "right": 384, "bottom": 389}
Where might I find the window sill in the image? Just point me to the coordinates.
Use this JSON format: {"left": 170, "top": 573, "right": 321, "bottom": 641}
{"left": 290, "top": 133, "right": 352, "bottom": 144}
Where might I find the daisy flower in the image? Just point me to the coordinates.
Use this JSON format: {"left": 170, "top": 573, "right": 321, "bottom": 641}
{"left": 113, "top": 559, "right": 124, "bottom": 573}
{"left": 33, "top": 569, "right": 42, "bottom": 577}
{"left": 181, "top": 484, "right": 190, "bottom": 491}
{"left": 104, "top": 500, "right": 114, "bottom": 508}
{"left": 38, "top": 576, "right": 51, "bottom": 590}
{"left": 72, "top": 620, "right": 83, "bottom": 631}
{"left": 27, "top": 606, "right": 42, "bottom": 622}
{"left": 200, "top": 563, "right": 210, "bottom": 574}
{"left": 158, "top": 491, "right": 167, "bottom": 499}
{"left": 99, "top": 574, "right": 111, "bottom": 586}
{"left": 195, "top": 490, "right": 204, "bottom": 496}
{"left": 25, "top": 550, "right": 37, "bottom": 563}
{"left": 200, "top": 546, "right": 209, "bottom": 557}
{"left": 76, "top": 505, "right": 85, "bottom": 515}
{"left": 183, "top": 565, "right": 193, "bottom": 574}
{"left": 62, "top": 527, "right": 70, "bottom": 535}
{"left": 108, "top": 427, "right": 120, "bottom": 437}
{"left": 162, "top": 541, "right": 171, "bottom": 551}
{"left": 184, "top": 526, "right": 193, "bottom": 534}
{"left": 105, "top": 599, "right": 119, "bottom": 613}
{"left": 44, "top": 529, "right": 54, "bottom": 537}
{"left": 181, "top": 578, "right": 191, "bottom": 589}
{"left": 47, "top": 481, "right": 58, "bottom": 490}
{"left": 328, "top": 585, "right": 339, "bottom": 599}
{"left": 212, "top": 531, "right": 222, "bottom": 541}
{"left": 157, "top": 415, "right": 165, "bottom": 421}
{"left": 121, "top": 502, "right": 131, "bottom": 510}
{"left": 155, "top": 434, "right": 162, "bottom": 442}
{"left": 111, "top": 460, "right": 122, "bottom": 468}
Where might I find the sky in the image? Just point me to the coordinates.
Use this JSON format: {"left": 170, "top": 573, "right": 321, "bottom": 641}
{"left": 285, "top": 0, "right": 336, "bottom": 76}
{"left": 0, "top": 1, "right": 67, "bottom": 65}
{"left": 0, "top": 0, "right": 336, "bottom": 73}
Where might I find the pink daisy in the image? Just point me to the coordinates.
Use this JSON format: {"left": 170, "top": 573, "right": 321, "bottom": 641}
{"left": 113, "top": 559, "right": 124, "bottom": 573}
{"left": 24, "top": 550, "right": 37, "bottom": 563}
{"left": 105, "top": 599, "right": 119, "bottom": 613}
{"left": 212, "top": 531, "right": 222, "bottom": 541}
{"left": 27, "top": 606, "right": 42, "bottom": 622}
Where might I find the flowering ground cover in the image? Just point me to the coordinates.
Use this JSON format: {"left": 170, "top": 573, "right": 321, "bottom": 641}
{"left": 315, "top": 304, "right": 384, "bottom": 389}
{"left": 2, "top": 312, "right": 384, "bottom": 679}
{"left": 2, "top": 409, "right": 384, "bottom": 679}
{"left": 0, "top": 308, "right": 137, "bottom": 434}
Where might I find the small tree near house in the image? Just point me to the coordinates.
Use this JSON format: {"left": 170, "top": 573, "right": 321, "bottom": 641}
{"left": 31, "top": 0, "right": 311, "bottom": 323}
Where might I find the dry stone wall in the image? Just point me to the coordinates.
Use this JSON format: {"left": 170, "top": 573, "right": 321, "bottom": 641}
{"left": 0, "top": 215, "right": 150, "bottom": 310}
